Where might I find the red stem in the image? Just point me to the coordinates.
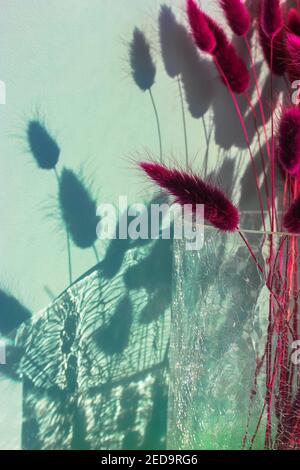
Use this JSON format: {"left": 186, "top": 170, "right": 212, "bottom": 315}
{"left": 244, "top": 36, "right": 270, "bottom": 158}
{"left": 245, "top": 91, "right": 271, "bottom": 222}
{"left": 213, "top": 56, "right": 266, "bottom": 231}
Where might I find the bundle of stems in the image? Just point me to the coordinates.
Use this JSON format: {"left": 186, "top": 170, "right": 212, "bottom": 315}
{"left": 139, "top": 0, "right": 300, "bottom": 449}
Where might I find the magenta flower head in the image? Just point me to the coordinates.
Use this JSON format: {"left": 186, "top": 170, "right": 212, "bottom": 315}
{"left": 205, "top": 15, "right": 250, "bottom": 93}
{"left": 284, "top": 195, "right": 300, "bottom": 234}
{"left": 260, "top": 0, "right": 283, "bottom": 38}
{"left": 286, "top": 33, "right": 300, "bottom": 82}
{"left": 278, "top": 107, "right": 300, "bottom": 177}
{"left": 220, "top": 0, "right": 250, "bottom": 37}
{"left": 288, "top": 8, "right": 300, "bottom": 37}
{"left": 186, "top": 0, "right": 216, "bottom": 53}
{"left": 139, "top": 162, "right": 240, "bottom": 232}
{"left": 215, "top": 39, "right": 250, "bottom": 93}
{"left": 258, "top": 20, "right": 286, "bottom": 75}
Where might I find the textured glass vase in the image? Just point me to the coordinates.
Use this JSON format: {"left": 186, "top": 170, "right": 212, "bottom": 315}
{"left": 168, "top": 216, "right": 300, "bottom": 450}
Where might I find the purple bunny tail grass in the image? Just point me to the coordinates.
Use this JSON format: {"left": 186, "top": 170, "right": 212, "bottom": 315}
{"left": 259, "top": 1, "right": 283, "bottom": 232}
{"left": 288, "top": 8, "right": 300, "bottom": 37}
{"left": 203, "top": 14, "right": 250, "bottom": 93}
{"left": 220, "top": 0, "right": 250, "bottom": 36}
{"left": 205, "top": 14, "right": 267, "bottom": 230}
{"left": 204, "top": 14, "right": 228, "bottom": 52}
{"left": 139, "top": 162, "right": 240, "bottom": 232}
{"left": 261, "top": 0, "right": 283, "bottom": 38}
{"left": 258, "top": 20, "right": 286, "bottom": 75}
{"left": 278, "top": 107, "right": 300, "bottom": 177}
{"left": 284, "top": 194, "right": 300, "bottom": 233}
{"left": 215, "top": 40, "right": 250, "bottom": 94}
{"left": 186, "top": 0, "right": 216, "bottom": 53}
{"left": 286, "top": 33, "right": 300, "bottom": 82}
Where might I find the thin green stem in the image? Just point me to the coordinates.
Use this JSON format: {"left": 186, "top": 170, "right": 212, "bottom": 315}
{"left": 53, "top": 167, "right": 73, "bottom": 286}
{"left": 202, "top": 116, "right": 210, "bottom": 177}
{"left": 66, "top": 229, "right": 73, "bottom": 286}
{"left": 177, "top": 76, "right": 189, "bottom": 169}
{"left": 244, "top": 36, "right": 270, "bottom": 158}
{"left": 44, "top": 285, "right": 56, "bottom": 300}
{"left": 149, "top": 87, "right": 163, "bottom": 163}
{"left": 202, "top": 115, "right": 208, "bottom": 146}
{"left": 92, "top": 243, "right": 100, "bottom": 264}
{"left": 54, "top": 166, "right": 60, "bottom": 184}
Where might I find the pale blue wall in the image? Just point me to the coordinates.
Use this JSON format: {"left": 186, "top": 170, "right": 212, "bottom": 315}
{"left": 0, "top": 0, "right": 225, "bottom": 448}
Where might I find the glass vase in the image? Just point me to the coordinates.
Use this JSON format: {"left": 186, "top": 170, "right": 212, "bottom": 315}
{"left": 168, "top": 214, "right": 300, "bottom": 450}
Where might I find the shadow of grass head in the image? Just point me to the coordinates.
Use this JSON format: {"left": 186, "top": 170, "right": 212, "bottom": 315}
{"left": 0, "top": 345, "right": 24, "bottom": 381}
{"left": 0, "top": 290, "right": 31, "bottom": 335}
{"left": 159, "top": 4, "right": 214, "bottom": 119}
{"left": 59, "top": 168, "right": 99, "bottom": 249}
{"left": 27, "top": 120, "right": 60, "bottom": 170}
{"left": 124, "top": 237, "right": 172, "bottom": 292}
{"left": 130, "top": 28, "right": 156, "bottom": 91}
{"left": 159, "top": 4, "right": 183, "bottom": 79}
{"left": 94, "top": 296, "right": 133, "bottom": 356}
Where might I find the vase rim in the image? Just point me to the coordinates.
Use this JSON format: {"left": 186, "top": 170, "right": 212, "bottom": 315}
{"left": 199, "top": 211, "right": 300, "bottom": 237}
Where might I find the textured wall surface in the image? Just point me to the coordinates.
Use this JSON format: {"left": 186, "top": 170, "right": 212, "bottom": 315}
{"left": 17, "top": 237, "right": 171, "bottom": 449}
{"left": 0, "top": 0, "right": 262, "bottom": 448}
